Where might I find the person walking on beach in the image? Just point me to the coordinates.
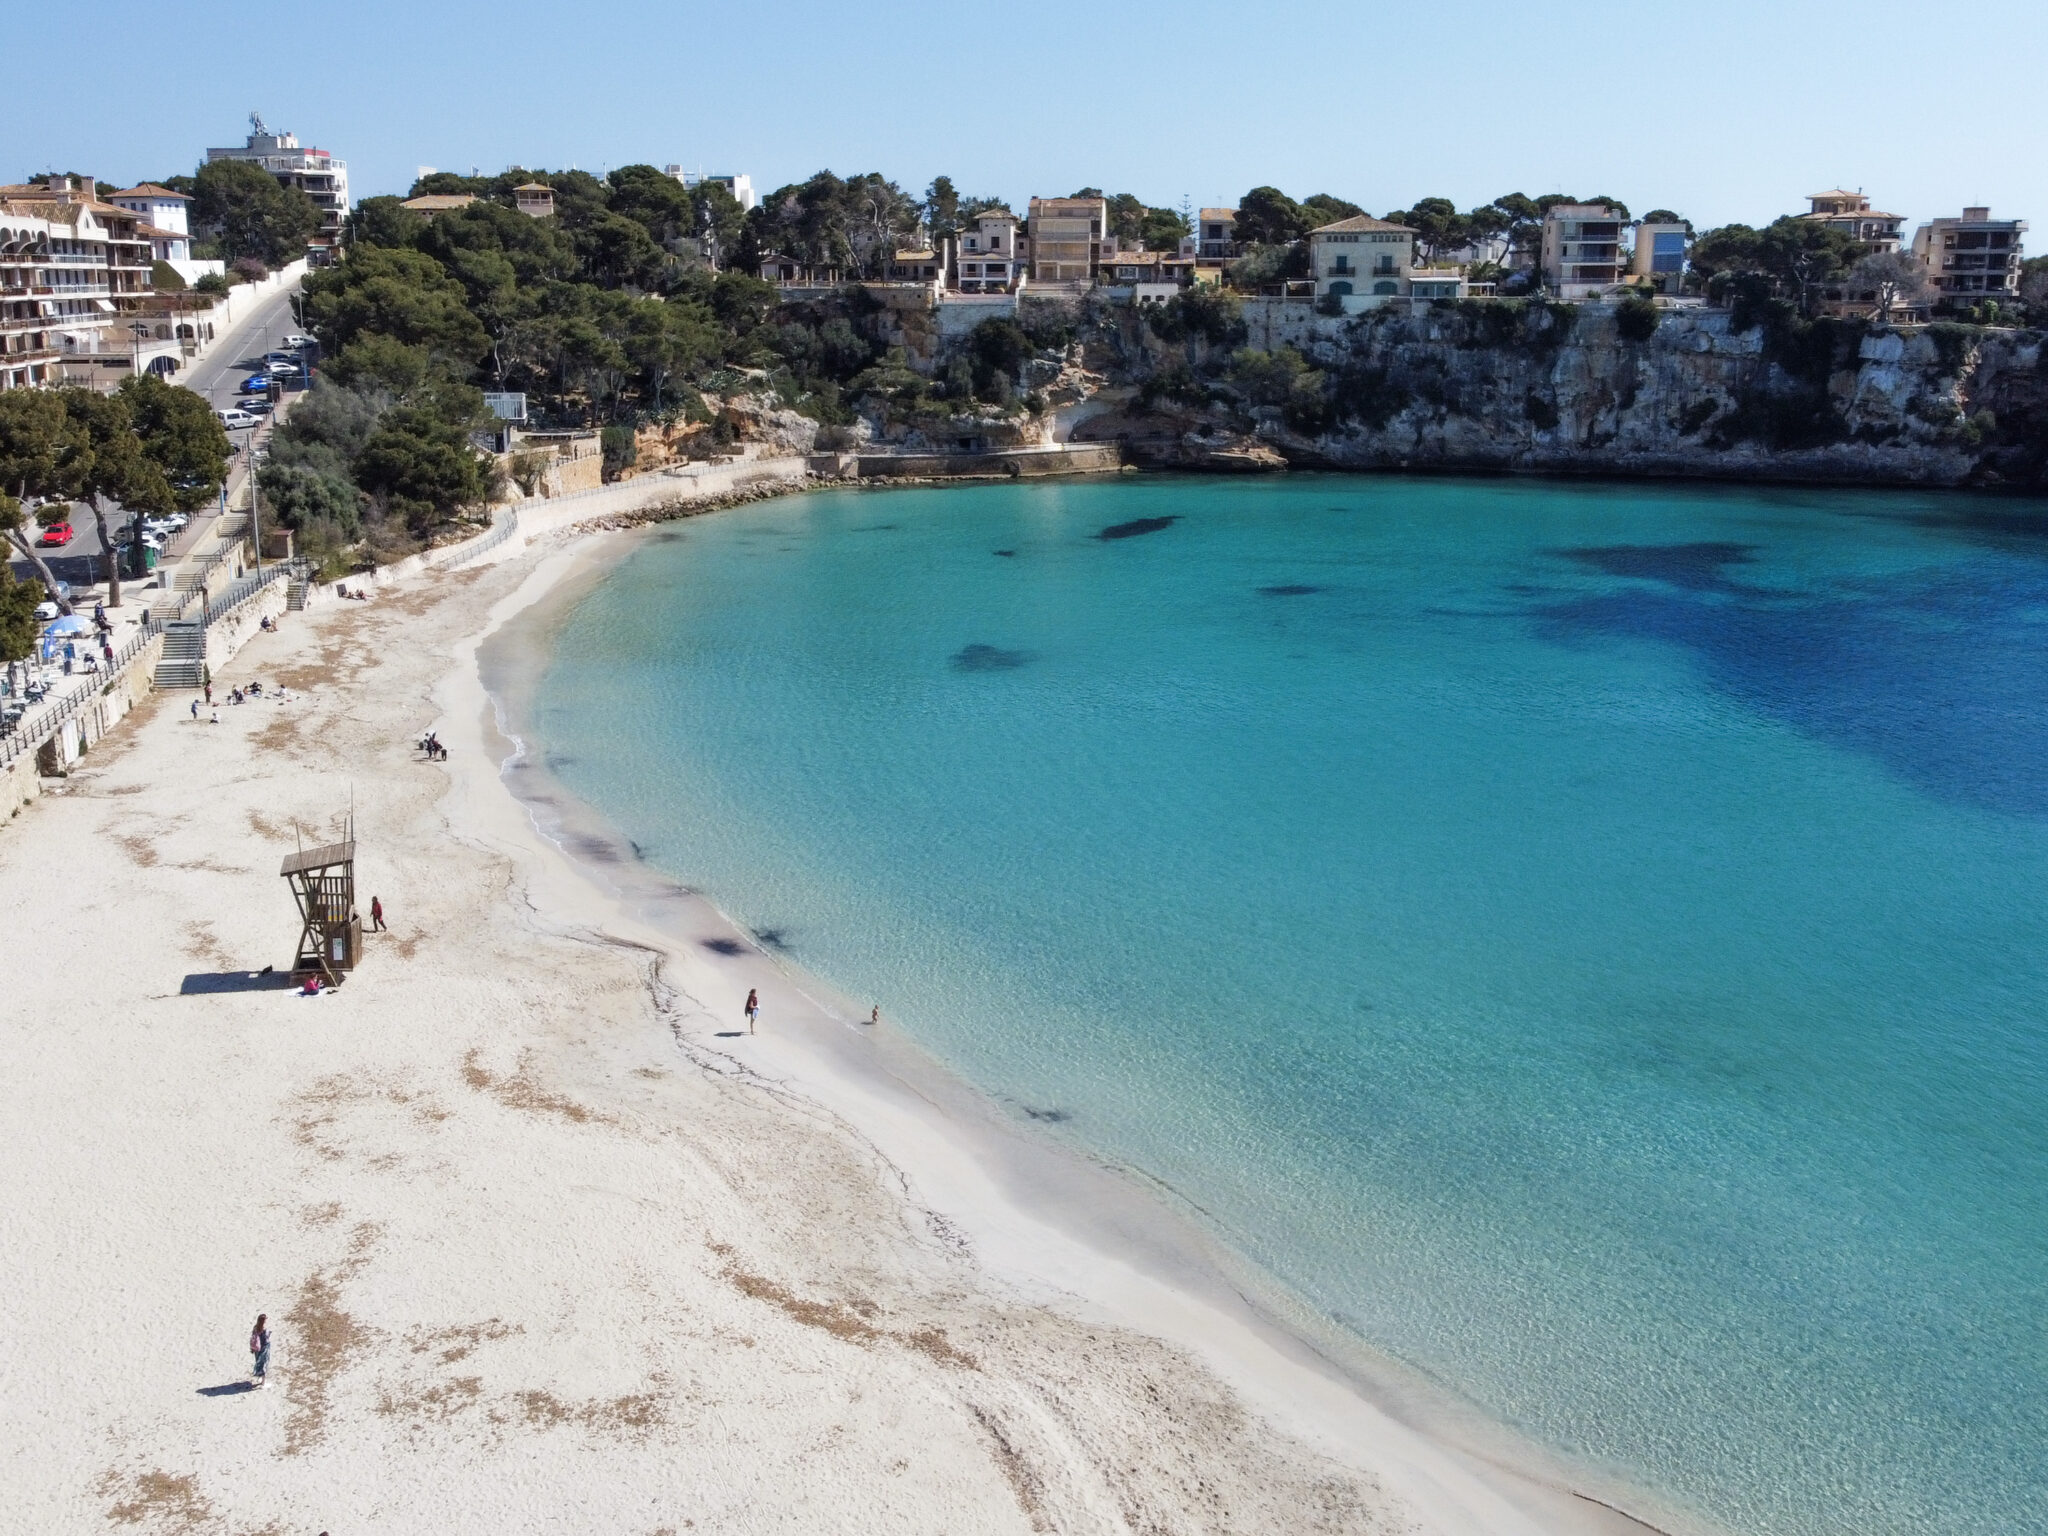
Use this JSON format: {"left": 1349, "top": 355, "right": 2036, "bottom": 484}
{"left": 370, "top": 896, "right": 385, "bottom": 931}
{"left": 249, "top": 1315, "right": 270, "bottom": 1387}
{"left": 204, "top": 681, "right": 213, "bottom": 706}
{"left": 190, "top": 698, "right": 200, "bottom": 721}
{"left": 744, "top": 988, "right": 759, "bottom": 1034}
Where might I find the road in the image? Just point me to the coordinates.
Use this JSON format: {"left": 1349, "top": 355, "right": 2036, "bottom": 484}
{"left": 8, "top": 284, "right": 305, "bottom": 598}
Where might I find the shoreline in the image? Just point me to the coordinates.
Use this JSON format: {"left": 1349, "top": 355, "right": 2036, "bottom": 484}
{"left": 0, "top": 481, "right": 1702, "bottom": 1534}
{"left": 466, "top": 514, "right": 1698, "bottom": 1536}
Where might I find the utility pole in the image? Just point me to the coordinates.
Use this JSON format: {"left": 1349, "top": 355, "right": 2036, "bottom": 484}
{"left": 249, "top": 444, "right": 263, "bottom": 578}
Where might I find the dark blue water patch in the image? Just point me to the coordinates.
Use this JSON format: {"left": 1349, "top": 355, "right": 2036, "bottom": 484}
{"left": 853, "top": 524, "right": 899, "bottom": 532}
{"left": 1023, "top": 1106, "right": 1072, "bottom": 1123}
{"left": 994, "top": 549, "right": 1018, "bottom": 558}
{"left": 752, "top": 927, "right": 792, "bottom": 952}
{"left": 1529, "top": 561, "right": 2048, "bottom": 816}
{"left": 1260, "top": 584, "right": 1324, "bottom": 597}
{"left": 1553, "top": 543, "right": 1760, "bottom": 593}
{"left": 952, "top": 643, "right": 1034, "bottom": 672}
{"left": 1096, "top": 516, "right": 1180, "bottom": 541}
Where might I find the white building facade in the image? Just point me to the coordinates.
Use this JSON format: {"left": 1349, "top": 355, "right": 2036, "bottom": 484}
{"left": 1911, "top": 207, "right": 2027, "bottom": 307}
{"left": 206, "top": 114, "right": 350, "bottom": 264}
{"left": 957, "top": 210, "right": 1022, "bottom": 293}
{"left": 1310, "top": 216, "right": 1417, "bottom": 310}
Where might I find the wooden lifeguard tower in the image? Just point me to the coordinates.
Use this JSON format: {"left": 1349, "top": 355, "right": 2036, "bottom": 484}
{"left": 281, "top": 817, "right": 361, "bottom": 984}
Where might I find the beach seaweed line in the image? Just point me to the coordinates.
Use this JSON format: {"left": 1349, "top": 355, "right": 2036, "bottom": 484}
{"left": 711, "top": 1245, "right": 979, "bottom": 1371}
{"left": 100, "top": 1466, "right": 285, "bottom": 1536}
{"left": 281, "top": 1220, "right": 381, "bottom": 1456}
{"left": 460, "top": 1047, "right": 615, "bottom": 1128}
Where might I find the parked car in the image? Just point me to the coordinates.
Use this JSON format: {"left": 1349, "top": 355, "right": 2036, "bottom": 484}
{"left": 238, "top": 373, "right": 271, "bottom": 393}
{"left": 36, "top": 521, "right": 73, "bottom": 548}
{"left": 265, "top": 349, "right": 302, "bottom": 366}
{"left": 217, "top": 408, "right": 260, "bottom": 430}
{"left": 266, "top": 360, "right": 301, "bottom": 377}
{"left": 241, "top": 398, "right": 275, "bottom": 415}
{"left": 34, "top": 600, "right": 60, "bottom": 621}
{"left": 280, "top": 333, "right": 313, "bottom": 349}
{"left": 141, "top": 516, "right": 186, "bottom": 540}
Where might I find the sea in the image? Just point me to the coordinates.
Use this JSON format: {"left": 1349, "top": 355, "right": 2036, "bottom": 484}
{"left": 521, "top": 474, "right": 2048, "bottom": 1536}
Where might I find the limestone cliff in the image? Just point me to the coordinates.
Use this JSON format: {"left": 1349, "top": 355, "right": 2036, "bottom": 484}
{"left": 1072, "top": 301, "right": 2048, "bottom": 489}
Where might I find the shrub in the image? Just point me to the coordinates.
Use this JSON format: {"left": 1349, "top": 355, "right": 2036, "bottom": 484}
{"left": 1617, "top": 297, "right": 1660, "bottom": 342}
{"left": 194, "top": 272, "right": 230, "bottom": 296}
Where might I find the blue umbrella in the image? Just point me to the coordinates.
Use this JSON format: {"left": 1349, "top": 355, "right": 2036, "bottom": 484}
{"left": 43, "top": 614, "right": 94, "bottom": 637}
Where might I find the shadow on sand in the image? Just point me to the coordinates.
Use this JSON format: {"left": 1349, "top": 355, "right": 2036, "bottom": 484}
{"left": 196, "top": 1381, "right": 258, "bottom": 1397}
{"left": 180, "top": 971, "right": 295, "bottom": 996}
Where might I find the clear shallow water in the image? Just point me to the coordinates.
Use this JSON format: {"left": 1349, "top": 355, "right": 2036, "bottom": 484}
{"left": 532, "top": 476, "right": 2048, "bottom": 1536}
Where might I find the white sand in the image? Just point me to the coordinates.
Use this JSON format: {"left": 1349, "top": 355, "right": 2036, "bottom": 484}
{"left": 0, "top": 521, "right": 1670, "bottom": 1535}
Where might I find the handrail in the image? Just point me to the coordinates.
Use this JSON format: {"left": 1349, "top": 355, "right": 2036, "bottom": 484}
{"left": 203, "top": 558, "right": 304, "bottom": 626}
{"left": 432, "top": 504, "right": 520, "bottom": 570}
{"left": 0, "top": 614, "right": 162, "bottom": 770}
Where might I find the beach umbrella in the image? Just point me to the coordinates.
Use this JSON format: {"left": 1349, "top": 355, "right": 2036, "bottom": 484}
{"left": 43, "top": 614, "right": 94, "bottom": 637}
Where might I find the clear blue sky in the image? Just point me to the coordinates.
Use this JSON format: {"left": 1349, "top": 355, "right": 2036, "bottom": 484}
{"left": 29, "top": 0, "right": 2048, "bottom": 235}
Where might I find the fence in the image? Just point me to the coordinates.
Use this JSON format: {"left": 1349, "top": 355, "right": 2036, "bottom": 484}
{"left": 0, "top": 616, "right": 161, "bottom": 770}
{"left": 432, "top": 504, "right": 521, "bottom": 571}
{"left": 203, "top": 559, "right": 301, "bottom": 625}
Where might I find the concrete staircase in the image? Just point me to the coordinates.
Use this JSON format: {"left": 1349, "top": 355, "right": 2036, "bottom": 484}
{"left": 153, "top": 620, "right": 205, "bottom": 689}
{"left": 286, "top": 575, "right": 310, "bottom": 611}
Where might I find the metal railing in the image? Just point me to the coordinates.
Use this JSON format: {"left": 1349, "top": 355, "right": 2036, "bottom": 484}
{"left": 433, "top": 505, "right": 520, "bottom": 570}
{"left": 203, "top": 559, "right": 301, "bottom": 625}
{"left": 0, "top": 616, "right": 161, "bottom": 770}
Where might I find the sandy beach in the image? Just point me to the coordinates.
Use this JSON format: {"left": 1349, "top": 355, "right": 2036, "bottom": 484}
{"left": 0, "top": 512, "right": 1664, "bottom": 1536}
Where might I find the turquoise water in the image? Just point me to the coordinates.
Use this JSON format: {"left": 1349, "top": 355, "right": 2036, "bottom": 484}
{"left": 530, "top": 476, "right": 2048, "bottom": 1536}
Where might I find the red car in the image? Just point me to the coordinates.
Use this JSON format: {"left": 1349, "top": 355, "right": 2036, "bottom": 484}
{"left": 37, "top": 521, "right": 73, "bottom": 548}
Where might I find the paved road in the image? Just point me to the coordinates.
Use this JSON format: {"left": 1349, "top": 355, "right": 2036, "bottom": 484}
{"left": 9, "top": 284, "right": 306, "bottom": 598}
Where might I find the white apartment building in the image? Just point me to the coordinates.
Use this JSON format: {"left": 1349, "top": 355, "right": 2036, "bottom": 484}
{"left": 666, "top": 168, "right": 758, "bottom": 211}
{"left": 206, "top": 113, "right": 350, "bottom": 263}
{"left": 1540, "top": 203, "right": 1626, "bottom": 299}
{"left": 1910, "top": 207, "right": 2027, "bottom": 306}
{"left": 1310, "top": 215, "right": 1416, "bottom": 310}
{"left": 0, "top": 176, "right": 158, "bottom": 390}
{"left": 105, "top": 183, "right": 225, "bottom": 287}
{"left": 957, "top": 209, "right": 1022, "bottom": 293}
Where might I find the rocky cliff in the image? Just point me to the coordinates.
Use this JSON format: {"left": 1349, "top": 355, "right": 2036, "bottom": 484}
{"left": 1066, "top": 300, "right": 2048, "bottom": 489}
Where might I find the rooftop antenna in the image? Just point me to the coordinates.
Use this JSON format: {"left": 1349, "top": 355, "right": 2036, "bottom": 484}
{"left": 250, "top": 110, "right": 269, "bottom": 136}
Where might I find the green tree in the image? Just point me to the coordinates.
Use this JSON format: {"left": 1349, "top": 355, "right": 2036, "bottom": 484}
{"left": 191, "top": 158, "right": 321, "bottom": 266}
{"left": 302, "top": 245, "right": 491, "bottom": 368}
{"left": 0, "top": 389, "right": 80, "bottom": 607}
{"left": 258, "top": 462, "right": 364, "bottom": 539}
{"left": 1235, "top": 186, "right": 1307, "bottom": 245}
{"left": 116, "top": 375, "right": 231, "bottom": 511}
{"left": 352, "top": 407, "right": 491, "bottom": 534}
{"left": 1302, "top": 194, "right": 1364, "bottom": 226}
{"left": 56, "top": 389, "right": 176, "bottom": 608}
{"left": 348, "top": 195, "right": 426, "bottom": 250}
{"left": 0, "top": 563, "right": 41, "bottom": 664}
{"left": 924, "top": 176, "right": 961, "bottom": 240}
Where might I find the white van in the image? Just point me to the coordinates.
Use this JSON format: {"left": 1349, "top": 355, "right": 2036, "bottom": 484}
{"left": 217, "top": 408, "right": 260, "bottom": 431}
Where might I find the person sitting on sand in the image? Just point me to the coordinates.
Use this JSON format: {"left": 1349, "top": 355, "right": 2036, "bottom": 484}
{"left": 301, "top": 973, "right": 323, "bottom": 996}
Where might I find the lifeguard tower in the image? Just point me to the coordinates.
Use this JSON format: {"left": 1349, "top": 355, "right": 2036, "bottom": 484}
{"left": 281, "top": 817, "right": 361, "bottom": 984}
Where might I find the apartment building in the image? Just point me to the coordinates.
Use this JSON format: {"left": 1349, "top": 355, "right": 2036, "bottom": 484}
{"left": 1910, "top": 207, "right": 2027, "bottom": 305}
{"left": 1802, "top": 190, "right": 1905, "bottom": 252}
{"left": 1026, "top": 196, "right": 1107, "bottom": 283}
{"left": 1311, "top": 216, "right": 1417, "bottom": 309}
{"left": 666, "top": 168, "right": 758, "bottom": 212}
{"left": 0, "top": 176, "right": 157, "bottom": 390}
{"left": 1194, "top": 207, "right": 1237, "bottom": 262}
{"left": 206, "top": 113, "right": 350, "bottom": 263}
{"left": 1540, "top": 204, "right": 1626, "bottom": 299}
{"left": 958, "top": 209, "right": 1023, "bottom": 293}
{"left": 1630, "top": 220, "right": 1691, "bottom": 294}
